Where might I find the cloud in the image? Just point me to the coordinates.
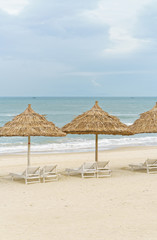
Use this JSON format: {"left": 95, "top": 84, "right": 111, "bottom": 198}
{"left": 81, "top": 0, "right": 155, "bottom": 55}
{"left": 91, "top": 79, "right": 101, "bottom": 87}
{"left": 0, "top": 0, "right": 29, "bottom": 15}
{"left": 103, "top": 28, "right": 151, "bottom": 55}
{"left": 66, "top": 70, "right": 151, "bottom": 77}
{"left": 0, "top": 0, "right": 157, "bottom": 97}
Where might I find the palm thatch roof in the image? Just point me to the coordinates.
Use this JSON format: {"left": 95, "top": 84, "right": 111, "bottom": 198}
{"left": 0, "top": 104, "right": 66, "bottom": 137}
{"left": 62, "top": 101, "right": 132, "bottom": 135}
{"left": 129, "top": 102, "right": 157, "bottom": 134}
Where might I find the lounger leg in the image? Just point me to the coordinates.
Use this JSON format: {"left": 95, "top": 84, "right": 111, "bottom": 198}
{"left": 56, "top": 174, "right": 59, "bottom": 181}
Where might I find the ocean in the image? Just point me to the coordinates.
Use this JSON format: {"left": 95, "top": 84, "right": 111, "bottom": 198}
{"left": 0, "top": 97, "right": 157, "bottom": 154}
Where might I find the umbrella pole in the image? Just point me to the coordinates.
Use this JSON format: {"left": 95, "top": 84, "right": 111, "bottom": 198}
{"left": 27, "top": 136, "right": 31, "bottom": 166}
{"left": 95, "top": 134, "right": 98, "bottom": 162}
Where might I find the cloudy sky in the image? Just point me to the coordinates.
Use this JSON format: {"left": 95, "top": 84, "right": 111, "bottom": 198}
{"left": 0, "top": 0, "right": 157, "bottom": 96}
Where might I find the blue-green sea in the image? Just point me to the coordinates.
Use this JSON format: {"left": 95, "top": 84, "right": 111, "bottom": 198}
{"left": 0, "top": 97, "right": 157, "bottom": 154}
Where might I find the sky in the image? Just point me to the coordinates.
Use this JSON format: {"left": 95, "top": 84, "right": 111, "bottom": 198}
{"left": 0, "top": 0, "right": 157, "bottom": 97}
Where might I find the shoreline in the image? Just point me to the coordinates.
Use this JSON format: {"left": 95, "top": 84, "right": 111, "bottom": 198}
{"left": 0, "top": 144, "right": 157, "bottom": 158}
{"left": 0, "top": 145, "right": 157, "bottom": 171}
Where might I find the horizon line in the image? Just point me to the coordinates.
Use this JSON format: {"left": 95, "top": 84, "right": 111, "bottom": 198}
{"left": 0, "top": 96, "right": 157, "bottom": 98}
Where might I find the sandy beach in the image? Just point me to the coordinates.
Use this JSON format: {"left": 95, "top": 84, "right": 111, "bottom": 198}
{"left": 0, "top": 146, "right": 157, "bottom": 240}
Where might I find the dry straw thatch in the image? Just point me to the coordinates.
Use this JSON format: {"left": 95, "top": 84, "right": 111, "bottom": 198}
{"left": 0, "top": 104, "right": 66, "bottom": 166}
{"left": 129, "top": 102, "right": 157, "bottom": 134}
{"left": 62, "top": 101, "right": 132, "bottom": 161}
{"left": 62, "top": 101, "right": 132, "bottom": 135}
{"left": 0, "top": 104, "right": 66, "bottom": 137}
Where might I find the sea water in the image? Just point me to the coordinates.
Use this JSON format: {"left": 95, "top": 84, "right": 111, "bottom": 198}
{"left": 0, "top": 97, "right": 157, "bottom": 154}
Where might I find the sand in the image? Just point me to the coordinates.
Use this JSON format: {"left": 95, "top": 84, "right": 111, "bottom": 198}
{"left": 0, "top": 146, "right": 157, "bottom": 240}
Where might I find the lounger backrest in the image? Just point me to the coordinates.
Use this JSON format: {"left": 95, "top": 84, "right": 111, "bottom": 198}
{"left": 146, "top": 159, "right": 157, "bottom": 165}
{"left": 83, "top": 163, "right": 95, "bottom": 170}
{"left": 26, "top": 167, "right": 40, "bottom": 175}
{"left": 78, "top": 165, "right": 84, "bottom": 171}
{"left": 96, "top": 161, "right": 109, "bottom": 169}
{"left": 142, "top": 161, "right": 147, "bottom": 167}
{"left": 43, "top": 165, "right": 57, "bottom": 173}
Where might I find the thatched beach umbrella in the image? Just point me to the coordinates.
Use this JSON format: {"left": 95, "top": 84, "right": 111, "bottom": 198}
{"left": 129, "top": 102, "right": 157, "bottom": 134}
{"left": 62, "top": 101, "right": 132, "bottom": 162}
{"left": 0, "top": 104, "right": 66, "bottom": 166}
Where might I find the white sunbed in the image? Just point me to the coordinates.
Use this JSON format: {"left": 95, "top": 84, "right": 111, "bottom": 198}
{"left": 96, "top": 161, "right": 111, "bottom": 177}
{"left": 40, "top": 165, "right": 59, "bottom": 183}
{"left": 129, "top": 159, "right": 157, "bottom": 174}
{"left": 65, "top": 162, "right": 96, "bottom": 178}
{"left": 10, "top": 166, "right": 41, "bottom": 184}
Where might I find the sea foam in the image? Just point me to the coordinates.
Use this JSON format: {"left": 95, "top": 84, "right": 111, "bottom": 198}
{"left": 0, "top": 136, "right": 157, "bottom": 154}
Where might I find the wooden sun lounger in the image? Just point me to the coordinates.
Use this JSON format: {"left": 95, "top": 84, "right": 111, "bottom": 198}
{"left": 129, "top": 159, "right": 157, "bottom": 174}
{"left": 65, "top": 162, "right": 96, "bottom": 178}
{"left": 95, "top": 161, "right": 111, "bottom": 177}
{"left": 40, "top": 165, "right": 59, "bottom": 183}
{"left": 10, "top": 166, "right": 41, "bottom": 184}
